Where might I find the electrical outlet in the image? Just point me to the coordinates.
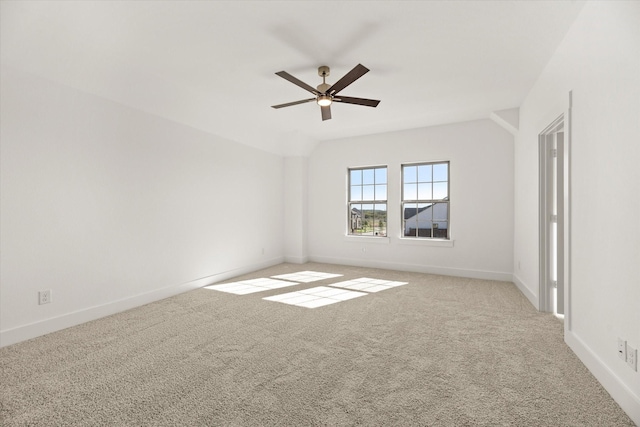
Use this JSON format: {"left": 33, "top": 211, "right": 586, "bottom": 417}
{"left": 627, "top": 345, "right": 637, "bottom": 371}
{"left": 618, "top": 338, "right": 627, "bottom": 360}
{"left": 38, "top": 290, "right": 51, "bottom": 305}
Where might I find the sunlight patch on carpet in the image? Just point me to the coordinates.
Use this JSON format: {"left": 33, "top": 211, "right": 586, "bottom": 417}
{"left": 205, "top": 278, "right": 300, "bottom": 295}
{"left": 330, "top": 278, "right": 408, "bottom": 293}
{"left": 263, "top": 286, "right": 366, "bottom": 308}
{"left": 271, "top": 271, "right": 343, "bottom": 283}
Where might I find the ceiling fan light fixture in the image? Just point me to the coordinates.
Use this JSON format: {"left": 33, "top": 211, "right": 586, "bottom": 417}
{"left": 317, "top": 94, "right": 332, "bottom": 107}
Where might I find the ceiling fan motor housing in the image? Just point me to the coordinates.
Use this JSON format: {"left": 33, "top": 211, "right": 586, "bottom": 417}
{"left": 317, "top": 83, "right": 331, "bottom": 93}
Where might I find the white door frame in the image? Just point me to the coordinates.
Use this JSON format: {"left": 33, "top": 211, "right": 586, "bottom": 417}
{"left": 538, "top": 99, "right": 571, "bottom": 323}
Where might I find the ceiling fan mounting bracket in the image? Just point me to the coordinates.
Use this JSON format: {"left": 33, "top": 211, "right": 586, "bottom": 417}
{"left": 317, "top": 66, "right": 330, "bottom": 77}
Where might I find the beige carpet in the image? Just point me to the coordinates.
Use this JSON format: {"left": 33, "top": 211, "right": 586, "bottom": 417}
{"left": 0, "top": 262, "right": 634, "bottom": 426}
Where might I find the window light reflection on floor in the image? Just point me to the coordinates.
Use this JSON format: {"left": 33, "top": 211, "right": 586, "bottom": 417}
{"left": 263, "top": 286, "right": 367, "bottom": 308}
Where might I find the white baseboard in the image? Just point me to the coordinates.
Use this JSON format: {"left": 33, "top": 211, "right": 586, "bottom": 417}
{"left": 511, "top": 273, "right": 538, "bottom": 309}
{"left": 284, "top": 255, "right": 309, "bottom": 264}
{"left": 308, "top": 255, "right": 512, "bottom": 282}
{"left": 565, "top": 330, "right": 640, "bottom": 425}
{"left": 0, "top": 256, "right": 284, "bottom": 348}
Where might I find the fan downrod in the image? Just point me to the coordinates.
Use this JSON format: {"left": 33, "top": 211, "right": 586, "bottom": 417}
{"left": 317, "top": 66, "right": 331, "bottom": 94}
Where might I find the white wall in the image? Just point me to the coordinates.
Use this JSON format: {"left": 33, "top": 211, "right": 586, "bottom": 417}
{"left": 308, "top": 119, "right": 514, "bottom": 281}
{"left": 513, "top": 1, "right": 640, "bottom": 422}
{"left": 283, "top": 156, "right": 309, "bottom": 264}
{"left": 0, "top": 66, "right": 284, "bottom": 347}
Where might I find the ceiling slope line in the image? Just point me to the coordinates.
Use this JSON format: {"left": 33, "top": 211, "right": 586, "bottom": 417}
{"left": 490, "top": 108, "right": 520, "bottom": 136}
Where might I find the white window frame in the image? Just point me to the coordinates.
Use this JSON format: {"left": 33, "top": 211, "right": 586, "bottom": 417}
{"left": 401, "top": 161, "right": 450, "bottom": 240}
{"left": 347, "top": 166, "right": 388, "bottom": 237}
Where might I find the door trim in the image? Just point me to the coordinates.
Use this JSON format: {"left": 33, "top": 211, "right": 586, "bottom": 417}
{"left": 539, "top": 114, "right": 565, "bottom": 315}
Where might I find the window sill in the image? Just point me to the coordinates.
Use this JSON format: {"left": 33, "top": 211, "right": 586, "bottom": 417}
{"left": 344, "top": 235, "right": 390, "bottom": 244}
{"left": 397, "top": 238, "right": 455, "bottom": 248}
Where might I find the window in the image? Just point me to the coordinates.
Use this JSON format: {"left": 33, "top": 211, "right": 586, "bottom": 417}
{"left": 402, "top": 162, "right": 449, "bottom": 239}
{"left": 348, "top": 166, "right": 387, "bottom": 236}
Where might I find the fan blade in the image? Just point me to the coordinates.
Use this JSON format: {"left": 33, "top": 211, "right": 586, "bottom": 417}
{"left": 275, "top": 71, "right": 318, "bottom": 95}
{"left": 334, "top": 96, "right": 380, "bottom": 108}
{"left": 271, "top": 98, "right": 315, "bottom": 109}
{"left": 321, "top": 105, "right": 331, "bottom": 121}
{"left": 326, "top": 64, "right": 369, "bottom": 95}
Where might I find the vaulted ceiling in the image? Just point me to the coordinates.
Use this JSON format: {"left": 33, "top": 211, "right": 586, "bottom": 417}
{"left": 1, "top": 1, "right": 585, "bottom": 155}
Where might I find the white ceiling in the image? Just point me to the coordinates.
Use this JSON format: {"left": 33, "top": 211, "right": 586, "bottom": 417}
{"left": 1, "top": 1, "right": 585, "bottom": 155}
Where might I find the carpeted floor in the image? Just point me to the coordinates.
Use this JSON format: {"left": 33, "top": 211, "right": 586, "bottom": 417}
{"left": 0, "top": 262, "right": 635, "bottom": 426}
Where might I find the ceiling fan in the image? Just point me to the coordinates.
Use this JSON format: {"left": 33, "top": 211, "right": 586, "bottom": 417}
{"left": 271, "top": 64, "right": 380, "bottom": 121}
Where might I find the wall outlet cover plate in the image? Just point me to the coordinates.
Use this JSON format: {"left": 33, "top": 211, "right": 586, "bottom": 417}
{"left": 627, "top": 346, "right": 637, "bottom": 371}
{"left": 618, "top": 338, "right": 627, "bottom": 360}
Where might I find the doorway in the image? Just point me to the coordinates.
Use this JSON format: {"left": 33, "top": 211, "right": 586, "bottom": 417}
{"left": 539, "top": 115, "right": 566, "bottom": 317}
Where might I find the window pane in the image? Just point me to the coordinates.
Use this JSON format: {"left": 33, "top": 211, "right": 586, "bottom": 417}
{"left": 417, "top": 205, "right": 432, "bottom": 235}
{"left": 362, "top": 185, "right": 375, "bottom": 200}
{"left": 373, "top": 203, "right": 387, "bottom": 236}
{"left": 404, "top": 183, "right": 417, "bottom": 200}
{"left": 403, "top": 203, "right": 418, "bottom": 236}
{"left": 350, "top": 169, "right": 362, "bottom": 185}
{"left": 350, "top": 185, "right": 362, "bottom": 201}
{"left": 417, "top": 220, "right": 432, "bottom": 229}
{"left": 375, "top": 184, "right": 387, "bottom": 200}
{"left": 363, "top": 169, "right": 375, "bottom": 185}
{"left": 403, "top": 166, "right": 417, "bottom": 183}
{"left": 403, "top": 221, "right": 415, "bottom": 237}
{"left": 417, "top": 221, "right": 432, "bottom": 238}
{"left": 433, "top": 163, "right": 448, "bottom": 182}
{"left": 350, "top": 204, "right": 363, "bottom": 234}
{"left": 432, "top": 202, "right": 449, "bottom": 221}
{"left": 432, "top": 221, "right": 447, "bottom": 230}
{"left": 361, "top": 204, "right": 374, "bottom": 235}
{"left": 417, "top": 183, "right": 432, "bottom": 200}
{"left": 434, "top": 221, "right": 448, "bottom": 238}
{"left": 416, "top": 203, "right": 433, "bottom": 236}
{"left": 418, "top": 164, "right": 432, "bottom": 182}
{"left": 403, "top": 203, "right": 418, "bottom": 219}
{"left": 375, "top": 168, "right": 387, "bottom": 184}
{"left": 433, "top": 182, "right": 448, "bottom": 199}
